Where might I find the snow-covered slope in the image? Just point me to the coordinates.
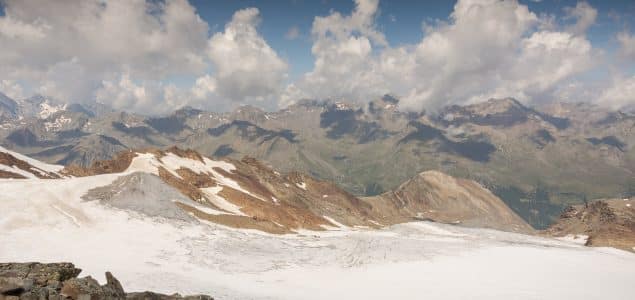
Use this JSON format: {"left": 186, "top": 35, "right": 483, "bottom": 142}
{"left": 56, "top": 147, "right": 532, "bottom": 234}
{"left": 62, "top": 148, "right": 374, "bottom": 233}
{"left": 1, "top": 175, "right": 634, "bottom": 299}
{"left": 1, "top": 149, "right": 635, "bottom": 299}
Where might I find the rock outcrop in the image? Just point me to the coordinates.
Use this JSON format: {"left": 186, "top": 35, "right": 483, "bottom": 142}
{"left": 546, "top": 198, "right": 635, "bottom": 252}
{"left": 0, "top": 262, "right": 213, "bottom": 300}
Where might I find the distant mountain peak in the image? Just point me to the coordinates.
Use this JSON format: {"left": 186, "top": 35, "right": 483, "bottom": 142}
{"left": 234, "top": 104, "right": 266, "bottom": 114}
{"left": 468, "top": 98, "right": 527, "bottom": 114}
{"left": 24, "top": 94, "right": 48, "bottom": 104}
{"left": 439, "top": 97, "right": 531, "bottom": 127}
{"left": 381, "top": 94, "right": 400, "bottom": 104}
{"left": 176, "top": 105, "right": 203, "bottom": 114}
{"left": 0, "top": 91, "right": 19, "bottom": 119}
{"left": 333, "top": 101, "right": 354, "bottom": 111}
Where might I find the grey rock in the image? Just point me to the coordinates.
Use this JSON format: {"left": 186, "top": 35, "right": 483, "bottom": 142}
{"left": 81, "top": 172, "right": 197, "bottom": 222}
{"left": 0, "top": 263, "right": 213, "bottom": 300}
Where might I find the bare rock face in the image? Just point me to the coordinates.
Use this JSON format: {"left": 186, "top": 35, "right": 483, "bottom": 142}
{"left": 61, "top": 150, "right": 139, "bottom": 177}
{"left": 0, "top": 263, "right": 213, "bottom": 300}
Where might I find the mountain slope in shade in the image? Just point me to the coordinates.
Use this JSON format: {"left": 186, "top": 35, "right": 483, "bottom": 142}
{"left": 0, "top": 92, "right": 19, "bottom": 121}
{"left": 546, "top": 198, "right": 635, "bottom": 252}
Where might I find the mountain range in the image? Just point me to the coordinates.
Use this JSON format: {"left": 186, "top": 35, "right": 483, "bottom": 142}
{"left": 1, "top": 92, "right": 634, "bottom": 229}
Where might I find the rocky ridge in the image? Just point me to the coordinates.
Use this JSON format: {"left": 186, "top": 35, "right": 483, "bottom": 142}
{"left": 0, "top": 146, "right": 63, "bottom": 179}
{"left": 364, "top": 170, "right": 534, "bottom": 233}
{"left": 0, "top": 262, "right": 212, "bottom": 300}
{"left": 83, "top": 147, "right": 533, "bottom": 233}
{"left": 1, "top": 146, "right": 531, "bottom": 234}
{"left": 546, "top": 198, "right": 635, "bottom": 252}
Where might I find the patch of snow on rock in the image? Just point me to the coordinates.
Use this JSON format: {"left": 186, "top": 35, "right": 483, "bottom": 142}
{"left": 0, "top": 164, "right": 38, "bottom": 179}
{"left": 126, "top": 153, "right": 162, "bottom": 175}
{"left": 322, "top": 215, "right": 348, "bottom": 229}
{"left": 44, "top": 115, "right": 71, "bottom": 132}
{"left": 0, "top": 146, "right": 64, "bottom": 174}
{"left": 201, "top": 186, "right": 246, "bottom": 216}
{"left": 39, "top": 102, "right": 66, "bottom": 119}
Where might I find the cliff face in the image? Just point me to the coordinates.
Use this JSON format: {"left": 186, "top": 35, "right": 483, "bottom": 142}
{"left": 0, "top": 262, "right": 213, "bottom": 300}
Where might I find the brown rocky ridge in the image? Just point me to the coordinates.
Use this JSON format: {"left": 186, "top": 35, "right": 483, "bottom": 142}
{"left": 363, "top": 170, "right": 534, "bottom": 233}
{"left": 58, "top": 146, "right": 532, "bottom": 234}
{"left": 0, "top": 262, "right": 212, "bottom": 300}
{"left": 0, "top": 151, "right": 61, "bottom": 179}
{"left": 545, "top": 197, "right": 635, "bottom": 252}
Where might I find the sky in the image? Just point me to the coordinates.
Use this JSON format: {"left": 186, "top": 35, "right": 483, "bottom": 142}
{"left": 1, "top": 0, "right": 635, "bottom": 115}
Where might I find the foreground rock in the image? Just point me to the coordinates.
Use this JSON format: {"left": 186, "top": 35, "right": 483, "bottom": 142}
{"left": 0, "top": 262, "right": 213, "bottom": 300}
{"left": 546, "top": 198, "right": 635, "bottom": 252}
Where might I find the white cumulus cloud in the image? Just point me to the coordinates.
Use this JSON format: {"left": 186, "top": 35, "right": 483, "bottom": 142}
{"left": 0, "top": 0, "right": 627, "bottom": 113}
{"left": 284, "top": 0, "right": 597, "bottom": 112}
{"left": 617, "top": 32, "right": 635, "bottom": 61}
{"left": 563, "top": 1, "right": 597, "bottom": 36}
{"left": 0, "top": 80, "right": 24, "bottom": 100}
{"left": 0, "top": 0, "right": 288, "bottom": 114}
{"left": 206, "top": 7, "right": 288, "bottom": 110}
{"left": 597, "top": 75, "right": 635, "bottom": 110}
